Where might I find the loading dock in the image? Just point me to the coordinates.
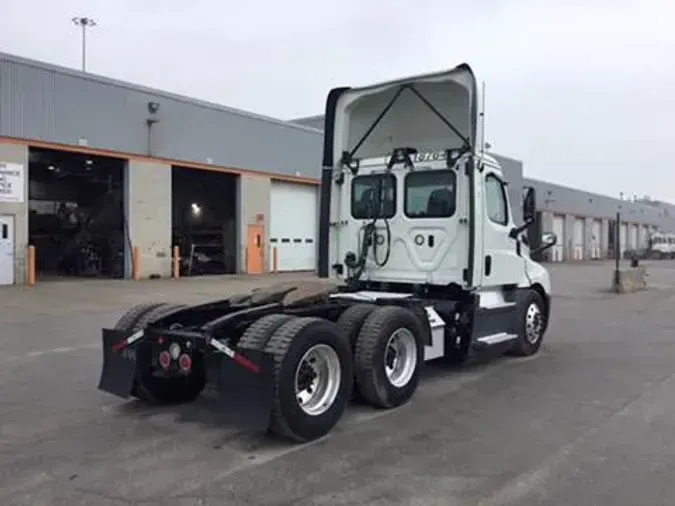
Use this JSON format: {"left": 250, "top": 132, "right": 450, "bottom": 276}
{"left": 171, "top": 166, "right": 238, "bottom": 277}
{"left": 28, "top": 148, "right": 126, "bottom": 279}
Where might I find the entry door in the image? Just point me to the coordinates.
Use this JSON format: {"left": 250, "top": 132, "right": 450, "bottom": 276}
{"left": 0, "top": 215, "right": 14, "bottom": 285}
{"left": 481, "top": 170, "right": 523, "bottom": 287}
{"left": 246, "top": 224, "right": 265, "bottom": 274}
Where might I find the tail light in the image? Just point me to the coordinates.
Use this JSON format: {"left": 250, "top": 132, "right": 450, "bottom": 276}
{"left": 178, "top": 354, "right": 192, "bottom": 372}
{"left": 158, "top": 350, "right": 172, "bottom": 369}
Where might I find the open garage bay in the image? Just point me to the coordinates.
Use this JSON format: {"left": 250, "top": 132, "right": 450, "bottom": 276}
{"left": 1, "top": 262, "right": 675, "bottom": 505}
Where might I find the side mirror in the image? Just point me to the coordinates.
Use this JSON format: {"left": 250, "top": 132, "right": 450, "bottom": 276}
{"left": 509, "top": 186, "right": 537, "bottom": 240}
{"left": 541, "top": 232, "right": 557, "bottom": 247}
{"left": 532, "top": 232, "right": 557, "bottom": 256}
{"left": 522, "top": 186, "right": 536, "bottom": 223}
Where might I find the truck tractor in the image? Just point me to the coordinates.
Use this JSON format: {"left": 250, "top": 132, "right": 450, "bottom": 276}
{"left": 98, "top": 63, "right": 558, "bottom": 443}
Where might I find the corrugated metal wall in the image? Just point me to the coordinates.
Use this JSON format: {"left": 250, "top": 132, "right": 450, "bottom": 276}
{"left": 524, "top": 177, "right": 674, "bottom": 231}
{"left": 0, "top": 53, "right": 323, "bottom": 178}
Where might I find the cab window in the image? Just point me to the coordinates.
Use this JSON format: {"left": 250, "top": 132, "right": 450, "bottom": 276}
{"left": 404, "top": 170, "right": 456, "bottom": 218}
{"left": 485, "top": 174, "right": 509, "bottom": 225}
{"left": 351, "top": 174, "right": 396, "bottom": 219}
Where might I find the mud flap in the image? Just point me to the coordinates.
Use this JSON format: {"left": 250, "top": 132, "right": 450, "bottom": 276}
{"left": 98, "top": 328, "right": 137, "bottom": 399}
{"left": 215, "top": 349, "right": 276, "bottom": 433}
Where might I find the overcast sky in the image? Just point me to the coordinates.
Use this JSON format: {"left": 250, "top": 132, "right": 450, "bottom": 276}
{"left": 2, "top": 0, "right": 675, "bottom": 202}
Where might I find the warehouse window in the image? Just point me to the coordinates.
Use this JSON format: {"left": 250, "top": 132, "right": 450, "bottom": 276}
{"left": 405, "top": 170, "right": 456, "bottom": 218}
{"left": 485, "top": 174, "right": 509, "bottom": 226}
{"left": 351, "top": 174, "right": 396, "bottom": 219}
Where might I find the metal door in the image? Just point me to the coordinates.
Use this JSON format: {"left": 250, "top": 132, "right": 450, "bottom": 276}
{"left": 0, "top": 215, "right": 14, "bottom": 285}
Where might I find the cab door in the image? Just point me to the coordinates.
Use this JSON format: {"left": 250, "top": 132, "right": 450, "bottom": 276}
{"left": 480, "top": 169, "right": 524, "bottom": 288}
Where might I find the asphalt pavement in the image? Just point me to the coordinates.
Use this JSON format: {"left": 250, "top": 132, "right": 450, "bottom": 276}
{"left": 0, "top": 262, "right": 674, "bottom": 506}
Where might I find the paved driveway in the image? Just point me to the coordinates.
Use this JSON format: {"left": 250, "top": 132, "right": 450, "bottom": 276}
{"left": 0, "top": 262, "right": 674, "bottom": 505}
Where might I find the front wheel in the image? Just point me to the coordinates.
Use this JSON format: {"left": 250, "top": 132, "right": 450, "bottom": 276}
{"left": 265, "top": 317, "right": 353, "bottom": 442}
{"left": 508, "top": 290, "right": 547, "bottom": 357}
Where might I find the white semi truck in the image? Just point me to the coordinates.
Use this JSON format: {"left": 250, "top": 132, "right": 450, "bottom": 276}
{"left": 98, "top": 63, "right": 558, "bottom": 443}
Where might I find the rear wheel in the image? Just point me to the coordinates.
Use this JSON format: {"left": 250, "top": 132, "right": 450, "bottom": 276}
{"left": 354, "top": 306, "right": 424, "bottom": 409}
{"left": 265, "top": 317, "right": 353, "bottom": 442}
{"left": 132, "top": 304, "right": 207, "bottom": 404}
{"left": 113, "top": 302, "right": 166, "bottom": 332}
{"left": 336, "top": 303, "right": 377, "bottom": 401}
{"left": 237, "top": 314, "right": 295, "bottom": 352}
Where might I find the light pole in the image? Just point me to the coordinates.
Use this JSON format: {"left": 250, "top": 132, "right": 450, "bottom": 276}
{"left": 71, "top": 16, "right": 97, "bottom": 72}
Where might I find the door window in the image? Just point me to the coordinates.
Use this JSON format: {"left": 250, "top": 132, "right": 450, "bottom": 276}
{"left": 485, "top": 174, "right": 508, "bottom": 226}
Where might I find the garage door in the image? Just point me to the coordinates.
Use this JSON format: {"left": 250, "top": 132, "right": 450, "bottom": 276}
{"left": 639, "top": 225, "right": 648, "bottom": 249}
{"left": 552, "top": 215, "right": 564, "bottom": 262}
{"left": 619, "top": 223, "right": 627, "bottom": 257}
{"left": 573, "top": 218, "right": 584, "bottom": 260}
{"left": 629, "top": 224, "right": 638, "bottom": 250}
{"left": 591, "top": 219, "right": 602, "bottom": 259}
{"left": 270, "top": 182, "right": 318, "bottom": 271}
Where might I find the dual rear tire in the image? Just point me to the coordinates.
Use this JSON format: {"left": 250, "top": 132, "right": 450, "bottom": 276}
{"left": 237, "top": 305, "right": 425, "bottom": 442}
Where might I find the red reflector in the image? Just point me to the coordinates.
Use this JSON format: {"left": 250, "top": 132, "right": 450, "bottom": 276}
{"left": 112, "top": 341, "right": 127, "bottom": 352}
{"left": 159, "top": 350, "right": 171, "bottom": 369}
{"left": 157, "top": 336, "right": 164, "bottom": 344}
{"left": 233, "top": 353, "right": 261, "bottom": 374}
{"left": 178, "top": 354, "right": 192, "bottom": 372}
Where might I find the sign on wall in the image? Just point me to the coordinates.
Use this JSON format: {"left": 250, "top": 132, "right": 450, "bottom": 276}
{"left": 0, "top": 162, "right": 25, "bottom": 204}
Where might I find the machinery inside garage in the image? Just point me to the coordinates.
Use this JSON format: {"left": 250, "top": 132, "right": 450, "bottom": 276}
{"left": 171, "top": 166, "right": 237, "bottom": 276}
{"left": 28, "top": 148, "right": 126, "bottom": 279}
{"left": 269, "top": 181, "right": 318, "bottom": 271}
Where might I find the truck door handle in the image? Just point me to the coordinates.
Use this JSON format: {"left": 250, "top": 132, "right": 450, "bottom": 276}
{"left": 485, "top": 255, "right": 492, "bottom": 276}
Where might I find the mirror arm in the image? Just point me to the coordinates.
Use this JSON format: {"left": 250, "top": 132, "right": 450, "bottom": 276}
{"left": 509, "top": 217, "right": 534, "bottom": 239}
{"left": 531, "top": 235, "right": 558, "bottom": 256}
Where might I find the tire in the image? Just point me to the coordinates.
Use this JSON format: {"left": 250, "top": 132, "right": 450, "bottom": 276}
{"left": 265, "top": 317, "right": 353, "bottom": 442}
{"left": 132, "top": 304, "right": 207, "bottom": 404}
{"left": 336, "top": 303, "right": 377, "bottom": 402}
{"left": 354, "top": 305, "right": 424, "bottom": 409}
{"left": 508, "top": 289, "right": 547, "bottom": 357}
{"left": 237, "top": 314, "right": 295, "bottom": 351}
{"left": 113, "top": 302, "right": 167, "bottom": 332}
{"left": 336, "top": 304, "right": 377, "bottom": 348}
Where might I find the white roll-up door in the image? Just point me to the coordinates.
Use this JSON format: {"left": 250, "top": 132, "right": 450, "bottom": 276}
{"left": 573, "top": 218, "right": 584, "bottom": 260}
{"left": 639, "top": 226, "right": 648, "bottom": 249}
{"left": 629, "top": 224, "right": 638, "bottom": 250}
{"left": 552, "top": 215, "right": 564, "bottom": 262}
{"left": 270, "top": 182, "right": 318, "bottom": 271}
{"left": 591, "top": 220, "right": 602, "bottom": 259}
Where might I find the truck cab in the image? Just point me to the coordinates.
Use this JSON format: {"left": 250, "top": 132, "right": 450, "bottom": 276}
{"left": 319, "top": 64, "right": 555, "bottom": 301}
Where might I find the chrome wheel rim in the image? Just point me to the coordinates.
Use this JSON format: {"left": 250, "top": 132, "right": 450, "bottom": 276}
{"left": 384, "top": 328, "right": 417, "bottom": 388}
{"left": 525, "top": 302, "right": 543, "bottom": 344}
{"left": 294, "top": 344, "right": 341, "bottom": 416}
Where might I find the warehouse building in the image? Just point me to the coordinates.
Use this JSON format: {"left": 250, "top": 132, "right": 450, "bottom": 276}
{"left": 0, "top": 51, "right": 323, "bottom": 285}
{"left": 1, "top": 51, "right": 674, "bottom": 286}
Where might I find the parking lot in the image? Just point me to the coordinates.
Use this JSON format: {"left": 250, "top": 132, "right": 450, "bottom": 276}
{"left": 1, "top": 261, "right": 674, "bottom": 506}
